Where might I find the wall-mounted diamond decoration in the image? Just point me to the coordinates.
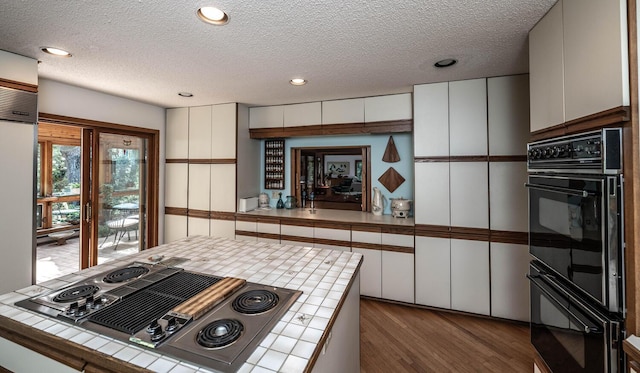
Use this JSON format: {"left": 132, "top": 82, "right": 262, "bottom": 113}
{"left": 378, "top": 167, "right": 405, "bottom": 193}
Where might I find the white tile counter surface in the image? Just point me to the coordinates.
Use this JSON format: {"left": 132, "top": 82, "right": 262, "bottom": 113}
{"left": 238, "top": 208, "right": 415, "bottom": 226}
{"left": 0, "top": 236, "right": 363, "bottom": 373}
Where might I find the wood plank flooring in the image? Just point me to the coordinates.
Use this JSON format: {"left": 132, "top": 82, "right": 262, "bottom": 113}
{"left": 360, "top": 298, "right": 534, "bottom": 372}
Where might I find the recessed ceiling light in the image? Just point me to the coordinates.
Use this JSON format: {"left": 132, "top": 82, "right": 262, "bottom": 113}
{"left": 197, "top": 6, "right": 229, "bottom": 25}
{"left": 434, "top": 58, "right": 457, "bottom": 68}
{"left": 41, "top": 47, "right": 72, "bottom": 57}
{"left": 178, "top": 92, "right": 193, "bottom": 97}
{"left": 289, "top": 78, "right": 307, "bottom": 86}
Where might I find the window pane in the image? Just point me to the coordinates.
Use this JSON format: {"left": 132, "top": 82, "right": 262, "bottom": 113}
{"left": 52, "top": 144, "right": 81, "bottom": 196}
{"left": 37, "top": 143, "right": 41, "bottom": 196}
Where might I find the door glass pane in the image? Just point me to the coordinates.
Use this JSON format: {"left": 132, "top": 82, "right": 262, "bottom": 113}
{"left": 97, "top": 133, "right": 147, "bottom": 263}
{"left": 52, "top": 144, "right": 81, "bottom": 196}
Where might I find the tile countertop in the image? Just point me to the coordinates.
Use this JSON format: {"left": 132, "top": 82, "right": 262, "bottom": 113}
{"left": 238, "top": 207, "right": 415, "bottom": 226}
{"left": 0, "top": 236, "right": 363, "bottom": 373}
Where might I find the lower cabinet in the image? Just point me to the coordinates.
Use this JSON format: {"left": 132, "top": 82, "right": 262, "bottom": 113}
{"left": 164, "top": 215, "right": 187, "bottom": 243}
{"left": 381, "top": 250, "right": 414, "bottom": 303}
{"left": 188, "top": 217, "right": 210, "bottom": 236}
{"left": 351, "top": 247, "right": 382, "bottom": 298}
{"left": 415, "top": 236, "right": 451, "bottom": 309}
{"left": 451, "top": 239, "right": 490, "bottom": 315}
{"left": 210, "top": 219, "right": 236, "bottom": 239}
{"left": 490, "top": 243, "right": 530, "bottom": 321}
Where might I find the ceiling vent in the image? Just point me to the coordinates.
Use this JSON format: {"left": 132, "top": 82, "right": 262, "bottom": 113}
{"left": 0, "top": 86, "right": 38, "bottom": 124}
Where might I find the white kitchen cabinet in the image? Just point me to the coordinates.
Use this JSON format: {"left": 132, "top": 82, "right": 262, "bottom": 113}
{"left": 562, "top": 0, "right": 629, "bottom": 123}
{"left": 364, "top": 93, "right": 412, "bottom": 122}
{"left": 413, "top": 82, "right": 449, "bottom": 157}
{"left": 210, "top": 103, "right": 237, "bottom": 159}
{"left": 188, "top": 164, "right": 210, "bottom": 211}
{"left": 414, "top": 162, "right": 450, "bottom": 226}
{"left": 257, "top": 221, "right": 280, "bottom": 243}
{"left": 352, "top": 247, "right": 382, "bottom": 298}
{"left": 381, "top": 232, "right": 414, "bottom": 248}
{"left": 210, "top": 164, "right": 236, "bottom": 212}
{"left": 490, "top": 243, "right": 530, "bottom": 322}
{"left": 351, "top": 230, "right": 381, "bottom": 245}
{"left": 314, "top": 226, "right": 350, "bottom": 242}
{"left": 249, "top": 105, "right": 284, "bottom": 129}
{"left": 188, "top": 105, "right": 212, "bottom": 159}
{"left": 283, "top": 102, "right": 322, "bottom": 127}
{"left": 488, "top": 75, "right": 530, "bottom": 156}
{"left": 210, "top": 219, "right": 236, "bottom": 239}
{"left": 165, "top": 107, "right": 189, "bottom": 159}
{"left": 415, "top": 236, "right": 451, "bottom": 309}
{"left": 235, "top": 220, "right": 257, "bottom": 241}
{"left": 322, "top": 98, "right": 365, "bottom": 124}
{"left": 451, "top": 239, "right": 490, "bottom": 315}
{"left": 165, "top": 163, "right": 188, "bottom": 208}
{"left": 381, "top": 250, "right": 414, "bottom": 303}
{"left": 280, "top": 224, "right": 314, "bottom": 244}
{"left": 188, "top": 216, "right": 210, "bottom": 236}
{"left": 450, "top": 162, "right": 488, "bottom": 229}
{"left": 489, "top": 162, "right": 528, "bottom": 232}
{"left": 164, "top": 214, "right": 187, "bottom": 243}
{"left": 529, "top": 0, "right": 565, "bottom": 132}
{"left": 449, "top": 79, "right": 487, "bottom": 156}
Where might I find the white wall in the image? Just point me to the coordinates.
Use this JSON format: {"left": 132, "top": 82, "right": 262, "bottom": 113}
{"left": 38, "top": 79, "right": 167, "bottom": 242}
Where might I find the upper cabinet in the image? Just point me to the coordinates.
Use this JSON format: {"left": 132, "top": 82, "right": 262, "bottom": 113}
{"left": 364, "top": 93, "right": 413, "bottom": 122}
{"left": 529, "top": 0, "right": 629, "bottom": 132}
{"left": 166, "top": 108, "right": 189, "bottom": 159}
{"left": 188, "top": 106, "right": 212, "bottom": 159}
{"left": 413, "top": 82, "right": 449, "bottom": 157}
{"left": 488, "top": 75, "right": 530, "bottom": 156}
{"left": 249, "top": 105, "right": 284, "bottom": 129}
{"left": 211, "top": 103, "right": 237, "bottom": 159}
{"left": 283, "top": 102, "right": 321, "bottom": 127}
{"left": 322, "top": 98, "right": 365, "bottom": 125}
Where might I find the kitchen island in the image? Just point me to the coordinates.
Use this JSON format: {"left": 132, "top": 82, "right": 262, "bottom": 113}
{"left": 0, "top": 235, "right": 362, "bottom": 373}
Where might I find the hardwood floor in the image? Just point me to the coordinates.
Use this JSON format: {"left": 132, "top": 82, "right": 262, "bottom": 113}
{"left": 360, "top": 298, "right": 534, "bottom": 372}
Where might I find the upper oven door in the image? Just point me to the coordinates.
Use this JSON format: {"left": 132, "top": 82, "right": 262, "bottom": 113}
{"left": 527, "top": 174, "right": 623, "bottom": 312}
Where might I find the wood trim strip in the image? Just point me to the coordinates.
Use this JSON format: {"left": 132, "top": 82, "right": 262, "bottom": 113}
{"left": 249, "top": 119, "right": 413, "bottom": 139}
{"left": 166, "top": 159, "right": 189, "bottom": 164}
{"left": 381, "top": 226, "right": 415, "bottom": 235}
{"left": 380, "top": 244, "right": 415, "bottom": 254}
{"left": 313, "top": 221, "right": 352, "bottom": 230}
{"left": 235, "top": 215, "right": 258, "bottom": 223}
{"left": 0, "top": 77, "right": 38, "bottom": 93}
{"left": 234, "top": 230, "right": 258, "bottom": 237}
{"left": 624, "top": 339, "right": 640, "bottom": 366}
{"left": 314, "top": 237, "right": 351, "bottom": 247}
{"left": 256, "top": 232, "right": 281, "bottom": 240}
{"left": 188, "top": 159, "right": 237, "bottom": 164}
{"left": 210, "top": 211, "right": 236, "bottom": 221}
{"left": 529, "top": 106, "right": 630, "bottom": 142}
{"left": 350, "top": 223, "right": 382, "bottom": 233}
{"left": 450, "top": 227, "right": 491, "bottom": 241}
{"left": 414, "top": 156, "right": 451, "bottom": 163}
{"left": 165, "top": 207, "right": 188, "bottom": 216}
{"left": 321, "top": 122, "right": 366, "bottom": 135}
{"left": 187, "top": 209, "right": 210, "bottom": 219}
{"left": 0, "top": 315, "right": 151, "bottom": 373}
{"left": 490, "top": 230, "right": 529, "bottom": 245}
{"left": 282, "top": 125, "right": 323, "bottom": 137}
{"left": 280, "top": 234, "right": 315, "bottom": 245}
{"left": 414, "top": 224, "right": 451, "bottom": 238}
{"left": 279, "top": 218, "right": 315, "bottom": 227}
{"left": 39, "top": 113, "right": 160, "bottom": 136}
{"left": 350, "top": 242, "right": 381, "bottom": 250}
{"left": 488, "top": 155, "right": 527, "bottom": 162}
{"left": 363, "top": 119, "right": 413, "bottom": 134}
{"left": 416, "top": 155, "right": 526, "bottom": 163}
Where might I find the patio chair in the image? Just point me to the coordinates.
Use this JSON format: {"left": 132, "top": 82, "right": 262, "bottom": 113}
{"left": 100, "top": 209, "right": 139, "bottom": 250}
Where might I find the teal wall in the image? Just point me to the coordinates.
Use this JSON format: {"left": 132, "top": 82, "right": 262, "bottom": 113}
{"left": 260, "top": 133, "right": 414, "bottom": 215}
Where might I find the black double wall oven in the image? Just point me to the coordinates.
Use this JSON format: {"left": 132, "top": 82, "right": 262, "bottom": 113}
{"left": 526, "top": 128, "right": 625, "bottom": 373}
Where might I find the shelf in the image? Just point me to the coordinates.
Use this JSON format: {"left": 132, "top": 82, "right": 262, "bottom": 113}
{"left": 264, "top": 139, "right": 285, "bottom": 189}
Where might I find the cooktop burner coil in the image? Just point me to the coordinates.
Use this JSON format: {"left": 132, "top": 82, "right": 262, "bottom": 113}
{"left": 232, "top": 289, "right": 279, "bottom": 314}
{"left": 103, "top": 266, "right": 150, "bottom": 283}
{"left": 196, "top": 319, "right": 244, "bottom": 349}
{"left": 52, "top": 285, "right": 100, "bottom": 303}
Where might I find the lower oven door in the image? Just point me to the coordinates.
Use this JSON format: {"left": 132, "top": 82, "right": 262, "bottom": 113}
{"left": 527, "top": 174, "right": 623, "bottom": 313}
{"left": 529, "top": 262, "right": 622, "bottom": 373}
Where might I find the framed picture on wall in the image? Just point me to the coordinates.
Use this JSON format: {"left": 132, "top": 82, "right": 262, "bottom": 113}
{"left": 327, "top": 161, "right": 350, "bottom": 175}
{"left": 355, "top": 160, "right": 362, "bottom": 179}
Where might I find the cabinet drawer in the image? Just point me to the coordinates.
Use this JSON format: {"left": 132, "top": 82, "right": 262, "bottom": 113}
{"left": 381, "top": 233, "right": 413, "bottom": 248}
{"left": 314, "top": 227, "right": 350, "bottom": 241}
{"left": 351, "top": 230, "right": 381, "bottom": 245}
{"left": 235, "top": 220, "right": 257, "bottom": 232}
{"left": 257, "top": 222, "right": 280, "bottom": 235}
{"left": 281, "top": 224, "right": 313, "bottom": 238}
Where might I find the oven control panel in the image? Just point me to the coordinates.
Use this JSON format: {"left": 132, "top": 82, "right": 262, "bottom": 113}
{"left": 527, "top": 128, "right": 622, "bottom": 174}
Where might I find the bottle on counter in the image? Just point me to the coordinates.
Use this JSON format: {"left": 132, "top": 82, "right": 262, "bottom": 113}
{"left": 276, "top": 192, "right": 285, "bottom": 209}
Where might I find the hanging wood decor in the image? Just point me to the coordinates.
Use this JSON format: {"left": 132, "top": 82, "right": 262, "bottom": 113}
{"left": 382, "top": 136, "right": 401, "bottom": 163}
{"left": 378, "top": 167, "right": 405, "bottom": 193}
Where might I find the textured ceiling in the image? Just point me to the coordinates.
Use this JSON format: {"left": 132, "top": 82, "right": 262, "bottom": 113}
{"left": 0, "top": 1, "right": 555, "bottom": 108}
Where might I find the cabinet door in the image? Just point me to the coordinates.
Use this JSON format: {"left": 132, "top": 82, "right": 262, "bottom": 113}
{"left": 450, "top": 162, "right": 488, "bottom": 229}
{"left": 352, "top": 247, "right": 382, "bottom": 298}
{"left": 413, "top": 82, "right": 449, "bottom": 157}
{"left": 322, "top": 98, "right": 365, "bottom": 125}
{"left": 284, "top": 102, "right": 321, "bottom": 127}
{"left": 381, "top": 251, "right": 414, "bottom": 303}
{"left": 249, "top": 106, "right": 284, "bottom": 128}
{"left": 488, "top": 75, "right": 530, "bottom": 156}
{"left": 211, "top": 103, "right": 237, "bottom": 159}
{"left": 188, "top": 217, "right": 209, "bottom": 236}
{"left": 490, "top": 243, "right": 530, "bottom": 321}
{"left": 210, "top": 164, "right": 236, "bottom": 212}
{"left": 364, "top": 93, "right": 412, "bottom": 122}
{"left": 164, "top": 215, "right": 187, "bottom": 243}
{"left": 188, "top": 164, "right": 210, "bottom": 211}
{"left": 529, "top": 0, "right": 565, "bottom": 131}
{"left": 449, "top": 79, "right": 487, "bottom": 156}
{"left": 165, "top": 163, "right": 188, "bottom": 208}
{"left": 415, "top": 236, "right": 451, "bottom": 308}
{"left": 451, "top": 239, "right": 490, "bottom": 315}
{"left": 563, "top": 0, "right": 629, "bottom": 122}
{"left": 166, "top": 108, "right": 189, "bottom": 159}
{"left": 489, "top": 162, "right": 528, "bottom": 232}
{"left": 414, "top": 162, "right": 450, "bottom": 226}
{"left": 314, "top": 227, "right": 350, "bottom": 242}
{"left": 210, "top": 219, "right": 236, "bottom": 239}
{"left": 188, "top": 106, "right": 212, "bottom": 159}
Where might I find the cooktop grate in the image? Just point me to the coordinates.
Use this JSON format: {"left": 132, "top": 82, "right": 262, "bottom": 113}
{"left": 88, "top": 272, "right": 222, "bottom": 334}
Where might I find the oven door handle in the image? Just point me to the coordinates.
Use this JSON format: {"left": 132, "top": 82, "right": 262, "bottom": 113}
{"left": 524, "top": 183, "right": 590, "bottom": 198}
{"left": 527, "top": 274, "right": 601, "bottom": 334}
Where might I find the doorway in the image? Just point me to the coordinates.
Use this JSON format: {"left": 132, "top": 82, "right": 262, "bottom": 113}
{"left": 35, "top": 116, "right": 159, "bottom": 283}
